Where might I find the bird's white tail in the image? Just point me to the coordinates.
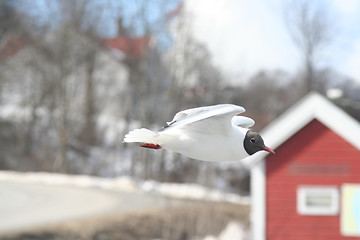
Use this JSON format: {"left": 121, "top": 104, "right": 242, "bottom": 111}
{"left": 123, "top": 128, "right": 159, "bottom": 144}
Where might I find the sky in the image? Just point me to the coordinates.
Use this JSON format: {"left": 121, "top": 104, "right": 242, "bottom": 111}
{"left": 184, "top": 0, "right": 360, "bottom": 84}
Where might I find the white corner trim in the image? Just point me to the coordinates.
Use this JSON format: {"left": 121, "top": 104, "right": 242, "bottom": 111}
{"left": 251, "top": 159, "right": 266, "bottom": 240}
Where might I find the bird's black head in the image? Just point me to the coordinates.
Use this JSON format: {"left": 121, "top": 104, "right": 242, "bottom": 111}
{"left": 243, "top": 130, "right": 275, "bottom": 155}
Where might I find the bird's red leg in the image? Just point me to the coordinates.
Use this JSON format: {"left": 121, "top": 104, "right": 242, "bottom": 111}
{"left": 140, "top": 143, "right": 161, "bottom": 149}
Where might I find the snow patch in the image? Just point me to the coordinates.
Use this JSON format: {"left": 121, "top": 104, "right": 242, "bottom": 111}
{"left": 0, "top": 171, "right": 249, "bottom": 204}
{"left": 0, "top": 171, "right": 139, "bottom": 192}
{"left": 141, "top": 180, "right": 250, "bottom": 204}
{"left": 203, "top": 221, "right": 250, "bottom": 240}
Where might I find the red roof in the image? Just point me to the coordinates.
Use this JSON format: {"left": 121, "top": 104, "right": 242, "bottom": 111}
{"left": 1, "top": 34, "right": 150, "bottom": 61}
{"left": 103, "top": 36, "right": 150, "bottom": 60}
{"left": 0, "top": 35, "right": 26, "bottom": 58}
{"left": 165, "top": 2, "right": 183, "bottom": 20}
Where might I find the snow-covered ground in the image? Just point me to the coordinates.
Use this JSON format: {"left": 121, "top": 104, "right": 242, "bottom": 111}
{"left": 0, "top": 171, "right": 250, "bottom": 239}
{"left": 0, "top": 171, "right": 250, "bottom": 205}
{"left": 203, "top": 221, "right": 250, "bottom": 240}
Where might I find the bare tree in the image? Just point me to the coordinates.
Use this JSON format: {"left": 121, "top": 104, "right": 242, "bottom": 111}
{"left": 284, "top": 0, "right": 334, "bottom": 93}
{"left": 0, "top": 0, "right": 108, "bottom": 173}
{"left": 0, "top": 0, "right": 241, "bottom": 190}
{"left": 245, "top": 70, "right": 302, "bottom": 129}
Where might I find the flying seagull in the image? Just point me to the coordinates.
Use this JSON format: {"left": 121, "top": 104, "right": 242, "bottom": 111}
{"left": 123, "top": 104, "right": 274, "bottom": 161}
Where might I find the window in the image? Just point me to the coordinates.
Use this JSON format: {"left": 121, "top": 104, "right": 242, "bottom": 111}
{"left": 297, "top": 186, "right": 339, "bottom": 215}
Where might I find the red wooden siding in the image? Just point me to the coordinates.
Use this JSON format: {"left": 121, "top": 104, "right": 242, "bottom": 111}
{"left": 266, "top": 119, "right": 360, "bottom": 240}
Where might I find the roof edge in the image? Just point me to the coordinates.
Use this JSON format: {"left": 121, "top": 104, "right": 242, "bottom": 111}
{"left": 245, "top": 92, "right": 360, "bottom": 167}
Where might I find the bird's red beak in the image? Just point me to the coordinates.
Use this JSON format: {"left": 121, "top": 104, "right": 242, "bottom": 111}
{"left": 262, "top": 146, "right": 275, "bottom": 154}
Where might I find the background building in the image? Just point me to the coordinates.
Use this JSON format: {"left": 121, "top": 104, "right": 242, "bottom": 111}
{"left": 251, "top": 92, "right": 360, "bottom": 240}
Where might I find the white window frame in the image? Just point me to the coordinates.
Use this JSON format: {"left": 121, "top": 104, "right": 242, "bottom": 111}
{"left": 297, "top": 185, "right": 339, "bottom": 215}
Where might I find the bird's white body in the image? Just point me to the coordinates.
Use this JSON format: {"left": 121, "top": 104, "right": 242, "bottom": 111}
{"left": 124, "top": 104, "right": 256, "bottom": 162}
{"left": 158, "top": 124, "right": 249, "bottom": 161}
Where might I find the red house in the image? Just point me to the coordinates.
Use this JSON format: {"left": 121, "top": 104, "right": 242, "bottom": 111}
{"left": 250, "top": 92, "right": 360, "bottom": 240}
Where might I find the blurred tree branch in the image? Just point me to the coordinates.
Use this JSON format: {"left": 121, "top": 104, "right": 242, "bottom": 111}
{"left": 284, "top": 0, "right": 334, "bottom": 93}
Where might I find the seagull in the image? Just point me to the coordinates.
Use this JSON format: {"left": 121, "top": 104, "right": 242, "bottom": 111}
{"left": 123, "top": 104, "right": 274, "bottom": 161}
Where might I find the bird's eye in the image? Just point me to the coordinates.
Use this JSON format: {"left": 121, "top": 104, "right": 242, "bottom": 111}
{"left": 250, "top": 138, "right": 256, "bottom": 143}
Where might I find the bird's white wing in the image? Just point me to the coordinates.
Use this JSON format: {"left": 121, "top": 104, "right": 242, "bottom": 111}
{"left": 164, "top": 104, "right": 245, "bottom": 134}
{"left": 232, "top": 116, "right": 255, "bottom": 128}
{"left": 166, "top": 105, "right": 226, "bottom": 126}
